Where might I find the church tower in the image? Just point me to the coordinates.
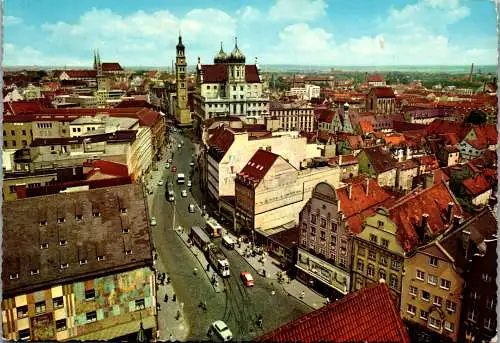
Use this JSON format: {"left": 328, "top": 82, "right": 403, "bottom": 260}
{"left": 175, "top": 34, "right": 191, "bottom": 125}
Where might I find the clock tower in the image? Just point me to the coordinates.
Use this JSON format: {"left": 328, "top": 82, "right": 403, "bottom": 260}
{"left": 175, "top": 34, "right": 192, "bottom": 125}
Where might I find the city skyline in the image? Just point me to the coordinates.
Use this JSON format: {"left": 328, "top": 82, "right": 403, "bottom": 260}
{"left": 4, "top": 0, "right": 497, "bottom": 67}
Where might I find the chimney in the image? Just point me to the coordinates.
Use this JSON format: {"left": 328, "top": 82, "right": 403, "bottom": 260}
{"left": 348, "top": 184, "right": 352, "bottom": 199}
{"left": 446, "top": 202, "right": 454, "bottom": 223}
{"left": 337, "top": 199, "right": 341, "bottom": 212}
{"left": 365, "top": 178, "right": 369, "bottom": 196}
{"left": 423, "top": 172, "right": 434, "bottom": 189}
{"left": 452, "top": 215, "right": 462, "bottom": 229}
{"left": 417, "top": 213, "right": 429, "bottom": 241}
{"left": 339, "top": 155, "right": 343, "bottom": 165}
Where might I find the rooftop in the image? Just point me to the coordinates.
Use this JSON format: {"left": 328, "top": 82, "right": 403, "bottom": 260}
{"left": 2, "top": 184, "right": 152, "bottom": 298}
{"left": 200, "top": 64, "right": 261, "bottom": 83}
{"left": 237, "top": 149, "right": 280, "bottom": 186}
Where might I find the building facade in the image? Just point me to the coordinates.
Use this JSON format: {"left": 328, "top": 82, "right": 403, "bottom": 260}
{"left": 366, "top": 87, "right": 396, "bottom": 115}
{"left": 269, "top": 101, "right": 315, "bottom": 132}
{"left": 296, "top": 182, "right": 353, "bottom": 299}
{"left": 1, "top": 184, "right": 156, "bottom": 341}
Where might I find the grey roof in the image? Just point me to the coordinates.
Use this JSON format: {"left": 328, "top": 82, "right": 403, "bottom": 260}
{"left": 2, "top": 184, "right": 153, "bottom": 298}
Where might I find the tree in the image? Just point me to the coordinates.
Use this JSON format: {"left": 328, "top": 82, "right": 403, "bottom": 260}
{"left": 464, "top": 109, "right": 487, "bottom": 125}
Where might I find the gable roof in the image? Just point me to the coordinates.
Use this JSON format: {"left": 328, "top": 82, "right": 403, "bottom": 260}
{"left": 425, "top": 119, "right": 471, "bottom": 139}
{"left": 102, "top": 62, "right": 123, "bottom": 71}
{"left": 367, "top": 74, "right": 385, "bottom": 83}
{"left": 370, "top": 87, "right": 395, "bottom": 98}
{"left": 207, "top": 126, "right": 235, "bottom": 162}
{"left": 361, "top": 146, "right": 398, "bottom": 173}
{"left": 61, "top": 70, "right": 97, "bottom": 79}
{"left": 257, "top": 282, "right": 410, "bottom": 343}
{"left": 237, "top": 150, "right": 280, "bottom": 186}
{"left": 200, "top": 64, "right": 261, "bottom": 83}
{"left": 358, "top": 119, "right": 374, "bottom": 134}
{"left": 463, "top": 174, "right": 491, "bottom": 196}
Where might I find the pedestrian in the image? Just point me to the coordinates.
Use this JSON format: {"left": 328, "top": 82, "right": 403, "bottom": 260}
{"left": 173, "top": 294, "right": 176, "bottom": 302}
{"left": 164, "top": 294, "right": 168, "bottom": 303}
{"left": 157, "top": 303, "right": 161, "bottom": 311}
{"left": 206, "top": 263, "right": 210, "bottom": 271}
{"left": 193, "top": 267, "right": 198, "bottom": 275}
{"left": 271, "top": 290, "right": 276, "bottom": 296}
{"left": 300, "top": 291, "right": 305, "bottom": 299}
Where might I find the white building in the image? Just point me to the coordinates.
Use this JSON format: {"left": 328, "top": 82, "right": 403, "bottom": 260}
{"left": 69, "top": 115, "right": 138, "bottom": 137}
{"left": 269, "top": 101, "right": 315, "bottom": 132}
{"left": 193, "top": 40, "right": 269, "bottom": 122}
{"left": 287, "top": 84, "right": 320, "bottom": 100}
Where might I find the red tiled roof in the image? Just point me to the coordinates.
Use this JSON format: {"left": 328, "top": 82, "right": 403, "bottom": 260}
{"left": 4, "top": 101, "right": 48, "bottom": 115}
{"left": 102, "top": 62, "right": 123, "bottom": 71}
{"left": 329, "top": 154, "right": 358, "bottom": 166}
{"left": 439, "top": 133, "right": 460, "bottom": 146}
{"left": 83, "top": 160, "right": 129, "bottom": 177}
{"left": 370, "top": 87, "right": 395, "bottom": 98}
{"left": 238, "top": 150, "right": 280, "bottom": 186}
{"left": 361, "top": 146, "right": 398, "bottom": 173}
{"left": 466, "top": 137, "right": 488, "bottom": 150}
{"left": 367, "top": 74, "right": 385, "bottom": 83}
{"left": 473, "top": 125, "right": 497, "bottom": 145}
{"left": 463, "top": 174, "right": 491, "bottom": 196}
{"left": 358, "top": 119, "right": 374, "bottom": 134}
{"left": 116, "top": 100, "right": 153, "bottom": 108}
{"left": 343, "top": 134, "right": 364, "bottom": 149}
{"left": 337, "top": 177, "right": 397, "bottom": 234}
{"left": 60, "top": 70, "right": 97, "bottom": 78}
{"left": 207, "top": 126, "right": 235, "bottom": 161}
{"left": 257, "top": 282, "right": 410, "bottom": 343}
{"left": 200, "top": 64, "right": 261, "bottom": 83}
{"left": 388, "top": 181, "right": 463, "bottom": 252}
{"left": 384, "top": 134, "right": 406, "bottom": 147}
{"left": 425, "top": 119, "right": 471, "bottom": 139}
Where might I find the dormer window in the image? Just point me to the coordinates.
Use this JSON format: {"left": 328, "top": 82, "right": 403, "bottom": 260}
{"left": 79, "top": 259, "right": 88, "bottom": 265}
{"left": 122, "top": 228, "right": 130, "bottom": 234}
{"left": 75, "top": 214, "right": 83, "bottom": 221}
{"left": 30, "top": 269, "right": 40, "bottom": 276}
{"left": 40, "top": 220, "right": 47, "bottom": 226}
{"left": 92, "top": 211, "right": 100, "bottom": 217}
{"left": 57, "top": 217, "right": 65, "bottom": 224}
{"left": 125, "top": 249, "right": 132, "bottom": 255}
{"left": 59, "top": 240, "right": 67, "bottom": 246}
{"left": 97, "top": 255, "right": 105, "bottom": 261}
{"left": 120, "top": 208, "right": 127, "bottom": 214}
{"left": 40, "top": 243, "right": 49, "bottom": 249}
{"left": 9, "top": 273, "right": 19, "bottom": 280}
{"left": 60, "top": 263, "right": 69, "bottom": 269}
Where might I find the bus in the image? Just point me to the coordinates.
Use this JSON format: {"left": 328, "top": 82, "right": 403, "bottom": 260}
{"left": 190, "top": 226, "right": 211, "bottom": 253}
{"left": 206, "top": 217, "right": 223, "bottom": 238}
{"left": 222, "top": 235, "right": 236, "bottom": 250}
{"left": 177, "top": 173, "right": 185, "bottom": 184}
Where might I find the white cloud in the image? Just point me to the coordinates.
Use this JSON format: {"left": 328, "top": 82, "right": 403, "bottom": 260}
{"left": 5, "top": 43, "right": 87, "bottom": 66}
{"left": 236, "top": 6, "right": 261, "bottom": 21}
{"left": 268, "top": 0, "right": 327, "bottom": 21}
{"left": 4, "top": 16, "right": 23, "bottom": 25}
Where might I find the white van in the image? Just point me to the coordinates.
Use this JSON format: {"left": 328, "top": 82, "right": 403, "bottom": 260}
{"left": 177, "top": 173, "right": 185, "bottom": 184}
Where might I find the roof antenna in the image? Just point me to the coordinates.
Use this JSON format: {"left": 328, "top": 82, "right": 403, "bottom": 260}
{"left": 235, "top": 36, "right": 238, "bottom": 48}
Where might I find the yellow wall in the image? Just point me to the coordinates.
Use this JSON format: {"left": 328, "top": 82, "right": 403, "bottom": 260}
{"left": 401, "top": 247, "right": 463, "bottom": 342}
{"left": 3, "top": 122, "right": 33, "bottom": 149}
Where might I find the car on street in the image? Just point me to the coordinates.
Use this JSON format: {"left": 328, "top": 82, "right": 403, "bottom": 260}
{"left": 168, "top": 158, "right": 172, "bottom": 163}
{"left": 157, "top": 180, "right": 163, "bottom": 186}
{"left": 190, "top": 161, "right": 195, "bottom": 167}
{"left": 240, "top": 272, "right": 255, "bottom": 287}
{"left": 172, "top": 166, "right": 177, "bottom": 172}
{"left": 211, "top": 320, "right": 232, "bottom": 341}
{"left": 150, "top": 217, "right": 157, "bottom": 226}
{"left": 166, "top": 163, "right": 170, "bottom": 168}
{"left": 188, "top": 204, "right": 195, "bottom": 213}
{"left": 187, "top": 180, "right": 192, "bottom": 187}
{"left": 178, "top": 144, "right": 182, "bottom": 148}
{"left": 181, "top": 190, "right": 187, "bottom": 197}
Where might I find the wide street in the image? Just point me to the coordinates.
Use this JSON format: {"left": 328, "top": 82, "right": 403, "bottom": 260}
{"left": 149, "top": 128, "right": 312, "bottom": 341}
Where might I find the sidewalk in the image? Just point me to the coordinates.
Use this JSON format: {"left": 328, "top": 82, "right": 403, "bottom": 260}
{"left": 225, "top": 232, "right": 326, "bottom": 310}
{"left": 174, "top": 226, "right": 224, "bottom": 293}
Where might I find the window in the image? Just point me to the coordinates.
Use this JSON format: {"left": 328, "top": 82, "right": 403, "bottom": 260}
{"left": 440, "top": 279, "right": 451, "bottom": 290}
{"left": 381, "top": 239, "right": 389, "bottom": 248}
{"left": 40, "top": 220, "right": 47, "bottom": 226}
{"left": 482, "top": 273, "right": 492, "bottom": 283}
{"left": 369, "top": 234, "right": 378, "bottom": 243}
{"left": 420, "top": 310, "right": 428, "bottom": 320}
{"left": 484, "top": 317, "right": 495, "bottom": 330}
{"left": 357, "top": 247, "right": 365, "bottom": 257}
{"left": 421, "top": 290, "right": 430, "bottom": 302}
{"left": 59, "top": 240, "right": 67, "bottom": 246}
{"left": 86, "top": 311, "right": 97, "bottom": 323}
{"left": 22, "top": 129, "right": 26, "bottom": 136}
{"left": 429, "top": 256, "right": 438, "bottom": 266}
{"left": 30, "top": 269, "right": 39, "bottom": 276}
{"left": 389, "top": 274, "right": 398, "bottom": 288}
{"left": 379, "top": 269, "right": 386, "bottom": 281}
{"left": 486, "top": 297, "right": 495, "bottom": 309}
{"left": 472, "top": 291, "right": 479, "bottom": 300}
{"left": 35, "top": 301, "right": 46, "bottom": 314}
{"left": 53, "top": 296, "right": 64, "bottom": 308}
{"left": 428, "top": 316, "right": 441, "bottom": 330}
{"left": 444, "top": 321, "right": 454, "bottom": 332}
{"left": 135, "top": 298, "right": 145, "bottom": 310}
{"left": 75, "top": 214, "right": 83, "bottom": 221}
{"left": 40, "top": 243, "right": 49, "bottom": 249}
{"left": 125, "top": 249, "right": 133, "bottom": 255}
{"left": 60, "top": 263, "right": 69, "bottom": 269}
{"left": 446, "top": 300, "right": 456, "bottom": 312}
{"left": 57, "top": 217, "right": 65, "bottom": 223}
{"left": 93, "top": 210, "right": 101, "bottom": 217}
{"left": 79, "top": 259, "right": 88, "bottom": 265}
{"left": 407, "top": 304, "right": 416, "bottom": 315}
{"left": 391, "top": 260, "right": 400, "bottom": 271}
{"left": 467, "top": 309, "right": 477, "bottom": 322}
{"left": 433, "top": 295, "right": 442, "bottom": 306}
{"left": 18, "top": 329, "right": 30, "bottom": 341}
{"left": 368, "top": 250, "right": 376, "bottom": 261}
{"left": 17, "top": 305, "right": 28, "bottom": 318}
{"left": 122, "top": 228, "right": 130, "bottom": 234}
{"left": 379, "top": 255, "right": 387, "bottom": 266}
{"left": 427, "top": 274, "right": 437, "bottom": 286}
{"left": 331, "top": 222, "right": 337, "bottom": 232}
{"left": 120, "top": 208, "right": 127, "bottom": 214}
{"left": 11, "top": 130, "right": 15, "bottom": 136}
{"left": 320, "top": 218, "right": 326, "bottom": 228}
{"left": 367, "top": 264, "right": 375, "bottom": 277}
{"left": 9, "top": 273, "right": 19, "bottom": 280}
{"left": 85, "top": 289, "right": 95, "bottom": 300}
{"left": 339, "top": 256, "right": 346, "bottom": 268}
{"left": 97, "top": 255, "right": 105, "bottom": 261}
{"left": 409, "top": 286, "right": 418, "bottom": 296}
{"left": 54, "top": 318, "right": 67, "bottom": 331}
{"left": 357, "top": 259, "right": 364, "bottom": 272}
{"left": 416, "top": 270, "right": 425, "bottom": 281}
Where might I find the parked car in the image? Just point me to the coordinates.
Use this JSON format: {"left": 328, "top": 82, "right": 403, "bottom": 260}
{"left": 188, "top": 204, "right": 195, "bottom": 213}
{"left": 172, "top": 166, "right": 177, "bottom": 172}
{"left": 168, "top": 158, "right": 172, "bottom": 163}
{"left": 178, "top": 144, "right": 182, "bottom": 148}
{"left": 181, "top": 190, "right": 187, "bottom": 197}
{"left": 157, "top": 180, "right": 163, "bottom": 186}
{"left": 211, "top": 320, "right": 232, "bottom": 341}
{"left": 187, "top": 180, "right": 192, "bottom": 187}
{"left": 240, "top": 272, "right": 255, "bottom": 287}
{"left": 166, "top": 163, "right": 170, "bottom": 168}
{"left": 150, "top": 217, "right": 157, "bottom": 226}
{"left": 190, "top": 161, "right": 195, "bottom": 167}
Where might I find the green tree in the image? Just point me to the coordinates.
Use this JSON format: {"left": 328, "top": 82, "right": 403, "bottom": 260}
{"left": 464, "top": 109, "right": 487, "bottom": 125}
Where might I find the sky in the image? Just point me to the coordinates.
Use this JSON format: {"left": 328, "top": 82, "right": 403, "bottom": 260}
{"left": 3, "top": 0, "right": 498, "bottom": 67}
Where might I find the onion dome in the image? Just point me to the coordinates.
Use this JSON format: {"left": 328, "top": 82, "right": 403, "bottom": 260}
{"left": 214, "top": 42, "right": 228, "bottom": 64}
{"left": 229, "top": 37, "right": 246, "bottom": 63}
